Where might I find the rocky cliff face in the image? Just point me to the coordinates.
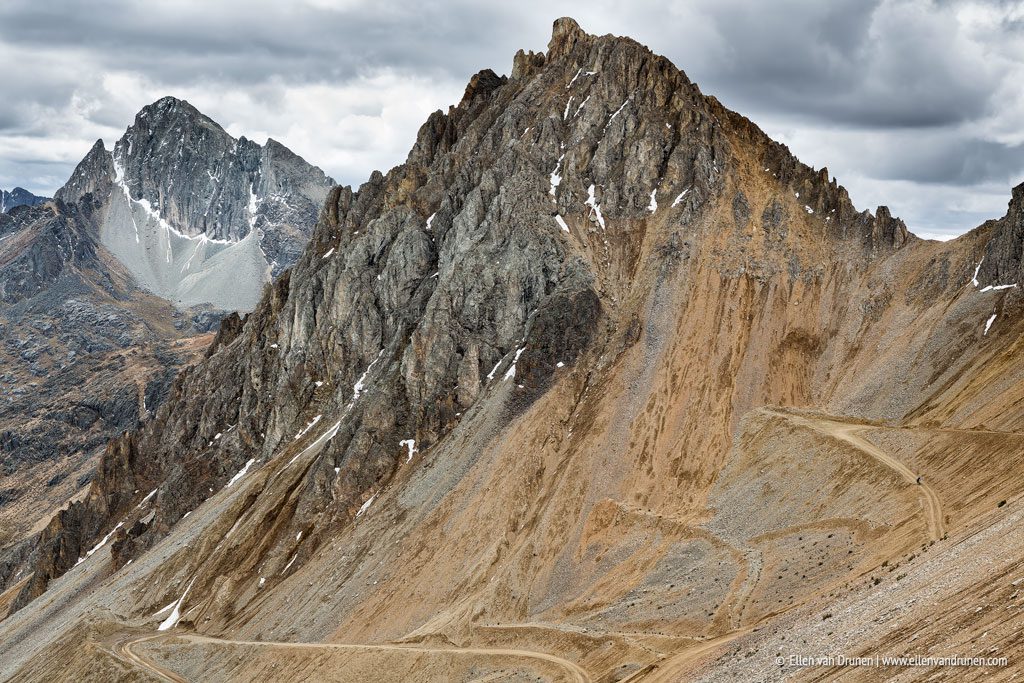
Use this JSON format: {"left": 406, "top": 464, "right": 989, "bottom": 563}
{"left": 57, "top": 97, "right": 335, "bottom": 311}
{"left": 0, "top": 188, "right": 47, "bottom": 214}
{"left": 976, "top": 182, "right": 1024, "bottom": 287}
{"left": 6, "top": 18, "right": 1024, "bottom": 683}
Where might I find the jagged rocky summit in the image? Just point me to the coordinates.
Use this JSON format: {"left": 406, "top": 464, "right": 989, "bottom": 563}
{"left": 57, "top": 97, "right": 335, "bottom": 311}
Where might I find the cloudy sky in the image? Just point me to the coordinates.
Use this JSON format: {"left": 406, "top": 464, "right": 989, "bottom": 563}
{"left": 0, "top": 0, "right": 1021, "bottom": 239}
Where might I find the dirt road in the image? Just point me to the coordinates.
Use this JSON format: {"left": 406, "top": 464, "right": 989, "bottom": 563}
{"left": 110, "top": 632, "right": 189, "bottom": 682}
{"left": 771, "top": 410, "right": 946, "bottom": 541}
{"left": 630, "top": 408, "right": 950, "bottom": 682}
{"left": 113, "top": 631, "right": 592, "bottom": 683}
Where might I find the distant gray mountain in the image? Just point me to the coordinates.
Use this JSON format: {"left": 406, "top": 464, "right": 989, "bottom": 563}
{"left": 0, "top": 187, "right": 48, "bottom": 213}
{"left": 0, "top": 97, "right": 334, "bottom": 611}
{"left": 57, "top": 96, "right": 335, "bottom": 311}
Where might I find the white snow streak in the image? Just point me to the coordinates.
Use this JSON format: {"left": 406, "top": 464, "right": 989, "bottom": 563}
{"left": 136, "top": 489, "right": 157, "bottom": 509}
{"left": 247, "top": 183, "right": 260, "bottom": 232}
{"left": 567, "top": 68, "right": 597, "bottom": 88}
{"left": 75, "top": 521, "right": 125, "bottom": 566}
{"left": 294, "top": 415, "right": 323, "bottom": 440}
{"left": 225, "top": 458, "right": 255, "bottom": 488}
{"left": 181, "top": 240, "right": 202, "bottom": 273}
{"left": 605, "top": 100, "right": 629, "bottom": 129}
{"left": 426, "top": 212, "right": 436, "bottom": 231}
{"left": 153, "top": 600, "right": 175, "bottom": 618}
{"left": 984, "top": 314, "right": 997, "bottom": 336}
{"left": 356, "top": 494, "right": 376, "bottom": 518}
{"left": 574, "top": 95, "right": 591, "bottom": 117}
{"left": 648, "top": 189, "right": 658, "bottom": 213}
{"left": 549, "top": 154, "right": 565, "bottom": 201}
{"left": 322, "top": 248, "right": 335, "bottom": 259}
{"left": 585, "top": 184, "right": 605, "bottom": 229}
{"left": 672, "top": 188, "right": 691, "bottom": 207}
{"left": 157, "top": 578, "right": 196, "bottom": 631}
{"left": 971, "top": 259, "right": 983, "bottom": 287}
{"left": 504, "top": 347, "right": 526, "bottom": 381}
{"left": 399, "top": 438, "right": 417, "bottom": 463}
{"left": 555, "top": 215, "right": 570, "bottom": 233}
{"left": 486, "top": 357, "right": 503, "bottom": 382}
{"left": 287, "top": 419, "right": 342, "bottom": 467}
{"left": 112, "top": 160, "right": 140, "bottom": 244}
{"left": 352, "top": 350, "right": 384, "bottom": 402}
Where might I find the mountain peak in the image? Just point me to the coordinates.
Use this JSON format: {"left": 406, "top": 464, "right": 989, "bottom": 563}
{"left": 54, "top": 139, "right": 114, "bottom": 205}
{"left": 548, "top": 16, "right": 588, "bottom": 57}
{"left": 142, "top": 95, "right": 202, "bottom": 118}
{"left": 0, "top": 187, "right": 48, "bottom": 214}
{"left": 52, "top": 100, "right": 334, "bottom": 311}
{"left": 459, "top": 69, "right": 506, "bottom": 107}
{"left": 125, "top": 96, "right": 226, "bottom": 150}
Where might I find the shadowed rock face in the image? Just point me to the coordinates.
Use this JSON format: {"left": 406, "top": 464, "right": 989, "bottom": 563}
{"left": 0, "top": 188, "right": 47, "bottom": 214}
{"left": 58, "top": 96, "right": 335, "bottom": 311}
{"left": 977, "top": 182, "right": 1024, "bottom": 287}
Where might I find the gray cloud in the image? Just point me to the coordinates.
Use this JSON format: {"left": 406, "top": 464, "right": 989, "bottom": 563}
{"left": 672, "top": 0, "right": 999, "bottom": 128}
{"left": 867, "top": 138, "right": 1024, "bottom": 185}
{"left": 0, "top": 0, "right": 1020, "bottom": 239}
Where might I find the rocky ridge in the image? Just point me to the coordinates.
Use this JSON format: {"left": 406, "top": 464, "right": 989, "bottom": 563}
{"left": 1, "top": 97, "right": 331, "bottom": 589}
{"left": 0, "top": 97, "right": 332, "bottom": 607}
{"left": 0, "top": 199, "right": 207, "bottom": 591}
{"left": 0, "top": 188, "right": 47, "bottom": 214}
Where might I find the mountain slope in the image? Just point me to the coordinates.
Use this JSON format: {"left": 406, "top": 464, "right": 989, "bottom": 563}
{"left": 3, "top": 18, "right": 1024, "bottom": 682}
{"left": 57, "top": 97, "right": 335, "bottom": 311}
